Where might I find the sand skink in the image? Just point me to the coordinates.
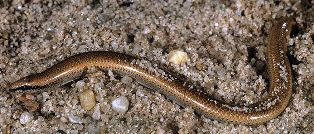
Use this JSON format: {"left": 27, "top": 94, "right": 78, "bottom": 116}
{"left": 6, "top": 18, "right": 294, "bottom": 125}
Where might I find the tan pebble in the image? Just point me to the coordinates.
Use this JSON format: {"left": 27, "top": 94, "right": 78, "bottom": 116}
{"left": 168, "top": 49, "right": 189, "bottom": 64}
{"left": 79, "top": 89, "right": 96, "bottom": 111}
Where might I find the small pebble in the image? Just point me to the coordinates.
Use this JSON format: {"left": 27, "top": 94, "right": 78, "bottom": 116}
{"left": 79, "top": 90, "right": 96, "bottom": 111}
{"left": 168, "top": 49, "right": 189, "bottom": 64}
{"left": 20, "top": 112, "right": 33, "bottom": 125}
{"left": 68, "top": 114, "right": 82, "bottom": 124}
{"left": 111, "top": 96, "right": 129, "bottom": 113}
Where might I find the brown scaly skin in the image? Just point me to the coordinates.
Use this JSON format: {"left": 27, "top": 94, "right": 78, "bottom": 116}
{"left": 6, "top": 18, "right": 294, "bottom": 125}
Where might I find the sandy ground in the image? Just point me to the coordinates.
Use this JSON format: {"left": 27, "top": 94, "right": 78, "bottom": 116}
{"left": 0, "top": 0, "right": 313, "bottom": 133}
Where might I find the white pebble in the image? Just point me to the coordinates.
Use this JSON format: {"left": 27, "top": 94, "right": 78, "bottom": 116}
{"left": 168, "top": 49, "right": 189, "bottom": 64}
{"left": 68, "top": 114, "right": 82, "bottom": 124}
{"left": 111, "top": 96, "right": 129, "bottom": 113}
{"left": 79, "top": 90, "right": 96, "bottom": 111}
{"left": 20, "top": 112, "right": 33, "bottom": 125}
